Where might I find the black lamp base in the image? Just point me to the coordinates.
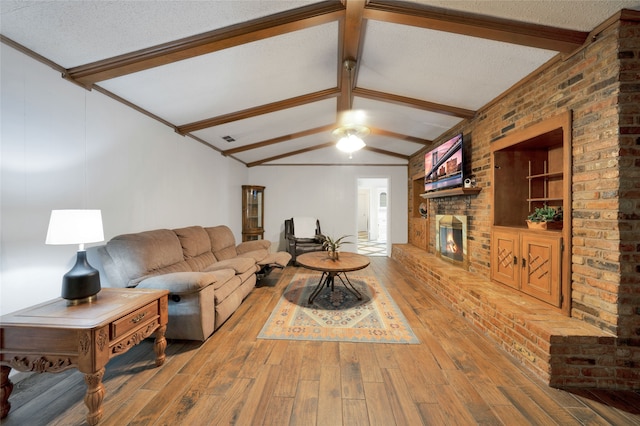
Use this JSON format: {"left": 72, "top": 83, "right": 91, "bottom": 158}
{"left": 62, "top": 250, "right": 101, "bottom": 305}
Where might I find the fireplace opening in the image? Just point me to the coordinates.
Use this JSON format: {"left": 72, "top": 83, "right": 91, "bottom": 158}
{"left": 436, "top": 215, "right": 468, "bottom": 269}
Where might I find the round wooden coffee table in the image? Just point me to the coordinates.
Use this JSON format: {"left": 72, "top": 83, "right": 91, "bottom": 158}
{"left": 296, "top": 251, "right": 370, "bottom": 304}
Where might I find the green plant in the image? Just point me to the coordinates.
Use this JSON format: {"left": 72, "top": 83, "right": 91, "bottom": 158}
{"left": 527, "top": 205, "right": 563, "bottom": 223}
{"left": 320, "top": 234, "right": 353, "bottom": 252}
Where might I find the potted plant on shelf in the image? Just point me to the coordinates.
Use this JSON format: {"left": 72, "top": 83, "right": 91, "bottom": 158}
{"left": 526, "top": 205, "right": 563, "bottom": 230}
{"left": 320, "top": 234, "right": 353, "bottom": 260}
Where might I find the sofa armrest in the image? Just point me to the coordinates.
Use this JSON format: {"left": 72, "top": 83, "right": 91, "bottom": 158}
{"left": 237, "top": 248, "right": 268, "bottom": 263}
{"left": 236, "top": 239, "right": 270, "bottom": 254}
{"left": 136, "top": 271, "right": 227, "bottom": 295}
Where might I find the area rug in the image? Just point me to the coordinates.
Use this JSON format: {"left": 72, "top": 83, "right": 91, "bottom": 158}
{"left": 258, "top": 272, "right": 419, "bottom": 344}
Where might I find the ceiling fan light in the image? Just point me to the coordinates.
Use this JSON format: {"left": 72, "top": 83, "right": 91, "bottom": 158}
{"left": 336, "top": 134, "right": 366, "bottom": 153}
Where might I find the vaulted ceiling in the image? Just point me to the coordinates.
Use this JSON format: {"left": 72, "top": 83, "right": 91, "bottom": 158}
{"left": 2, "top": 1, "right": 639, "bottom": 167}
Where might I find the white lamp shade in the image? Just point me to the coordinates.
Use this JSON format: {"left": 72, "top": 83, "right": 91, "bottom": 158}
{"left": 46, "top": 209, "right": 104, "bottom": 245}
{"left": 336, "top": 134, "right": 366, "bottom": 153}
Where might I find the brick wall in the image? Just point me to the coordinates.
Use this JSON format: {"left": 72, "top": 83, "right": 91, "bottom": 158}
{"left": 407, "top": 13, "right": 640, "bottom": 387}
{"left": 615, "top": 18, "right": 640, "bottom": 389}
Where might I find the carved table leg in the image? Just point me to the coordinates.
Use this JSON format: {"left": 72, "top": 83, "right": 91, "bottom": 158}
{"left": 1, "top": 366, "right": 13, "bottom": 419}
{"left": 83, "top": 368, "right": 105, "bottom": 426}
{"left": 154, "top": 325, "right": 167, "bottom": 367}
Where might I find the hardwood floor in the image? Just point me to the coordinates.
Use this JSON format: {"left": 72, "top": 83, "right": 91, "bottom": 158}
{"left": 3, "top": 257, "right": 640, "bottom": 425}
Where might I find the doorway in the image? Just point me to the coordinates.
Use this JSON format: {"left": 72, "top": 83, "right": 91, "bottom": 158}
{"left": 357, "top": 178, "right": 388, "bottom": 256}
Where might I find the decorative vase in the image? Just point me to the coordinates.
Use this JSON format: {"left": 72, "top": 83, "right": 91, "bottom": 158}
{"left": 526, "top": 220, "right": 563, "bottom": 230}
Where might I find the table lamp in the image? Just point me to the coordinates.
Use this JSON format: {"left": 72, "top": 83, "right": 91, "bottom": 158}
{"left": 46, "top": 209, "right": 104, "bottom": 305}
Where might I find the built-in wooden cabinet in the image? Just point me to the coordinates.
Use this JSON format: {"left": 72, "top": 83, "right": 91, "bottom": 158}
{"left": 410, "top": 217, "right": 428, "bottom": 250}
{"left": 241, "top": 185, "right": 264, "bottom": 242}
{"left": 491, "top": 228, "right": 519, "bottom": 289}
{"left": 490, "top": 112, "right": 571, "bottom": 313}
{"left": 409, "top": 172, "right": 429, "bottom": 250}
{"left": 491, "top": 227, "right": 563, "bottom": 307}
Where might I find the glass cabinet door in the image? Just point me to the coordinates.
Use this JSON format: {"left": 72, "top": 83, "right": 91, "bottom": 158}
{"left": 242, "top": 185, "right": 265, "bottom": 241}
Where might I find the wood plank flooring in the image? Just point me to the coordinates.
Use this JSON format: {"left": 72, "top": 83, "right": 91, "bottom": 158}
{"left": 3, "top": 257, "right": 640, "bottom": 425}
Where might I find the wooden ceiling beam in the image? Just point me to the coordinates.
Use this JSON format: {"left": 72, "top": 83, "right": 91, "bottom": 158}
{"left": 225, "top": 122, "right": 429, "bottom": 156}
{"left": 337, "top": 0, "right": 367, "bottom": 112}
{"left": 354, "top": 87, "right": 476, "bottom": 119}
{"left": 343, "top": 0, "right": 367, "bottom": 61}
{"left": 65, "top": 1, "right": 345, "bottom": 85}
{"left": 176, "top": 88, "right": 340, "bottom": 134}
{"left": 368, "top": 127, "right": 432, "bottom": 145}
{"left": 363, "top": 0, "right": 588, "bottom": 53}
{"left": 247, "top": 142, "right": 336, "bottom": 167}
{"left": 223, "top": 124, "right": 335, "bottom": 155}
{"left": 363, "top": 146, "right": 409, "bottom": 160}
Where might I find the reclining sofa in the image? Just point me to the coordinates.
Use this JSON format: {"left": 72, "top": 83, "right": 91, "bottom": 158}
{"left": 98, "top": 225, "right": 290, "bottom": 341}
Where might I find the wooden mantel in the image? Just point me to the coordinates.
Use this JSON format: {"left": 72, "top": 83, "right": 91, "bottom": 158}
{"left": 420, "top": 187, "right": 482, "bottom": 199}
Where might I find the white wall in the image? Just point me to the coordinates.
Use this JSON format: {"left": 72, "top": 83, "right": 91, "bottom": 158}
{"left": 248, "top": 166, "right": 407, "bottom": 252}
{"left": 1, "top": 44, "right": 247, "bottom": 314}
{"left": 1, "top": 43, "right": 410, "bottom": 316}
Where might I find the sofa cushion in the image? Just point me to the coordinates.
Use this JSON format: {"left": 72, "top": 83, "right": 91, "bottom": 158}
{"left": 212, "top": 268, "right": 255, "bottom": 306}
{"left": 237, "top": 249, "right": 269, "bottom": 263}
{"left": 102, "top": 229, "right": 190, "bottom": 287}
{"left": 205, "top": 225, "right": 238, "bottom": 260}
{"left": 211, "top": 274, "right": 241, "bottom": 304}
{"left": 136, "top": 271, "right": 227, "bottom": 295}
{"left": 129, "top": 262, "right": 194, "bottom": 287}
{"left": 173, "top": 226, "right": 211, "bottom": 257}
{"left": 236, "top": 239, "right": 270, "bottom": 254}
{"left": 173, "top": 225, "right": 217, "bottom": 272}
{"left": 204, "top": 257, "right": 256, "bottom": 275}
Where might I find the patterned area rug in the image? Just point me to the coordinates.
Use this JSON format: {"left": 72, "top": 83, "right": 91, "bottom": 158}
{"left": 258, "top": 272, "right": 419, "bottom": 344}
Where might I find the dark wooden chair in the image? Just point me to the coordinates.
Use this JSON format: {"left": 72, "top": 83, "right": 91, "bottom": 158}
{"left": 284, "top": 217, "right": 324, "bottom": 264}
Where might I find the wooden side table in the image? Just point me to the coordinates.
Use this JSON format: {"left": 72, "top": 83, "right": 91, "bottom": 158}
{"left": 0, "top": 287, "right": 169, "bottom": 425}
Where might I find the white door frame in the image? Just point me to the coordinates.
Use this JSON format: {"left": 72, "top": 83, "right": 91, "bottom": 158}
{"left": 357, "top": 177, "right": 389, "bottom": 254}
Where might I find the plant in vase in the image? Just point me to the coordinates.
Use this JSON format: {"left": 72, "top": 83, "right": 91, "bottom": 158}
{"left": 526, "top": 205, "right": 563, "bottom": 230}
{"left": 320, "top": 234, "right": 353, "bottom": 260}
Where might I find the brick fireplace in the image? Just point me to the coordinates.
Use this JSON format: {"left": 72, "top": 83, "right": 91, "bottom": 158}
{"left": 435, "top": 215, "right": 468, "bottom": 269}
{"left": 399, "top": 11, "right": 640, "bottom": 390}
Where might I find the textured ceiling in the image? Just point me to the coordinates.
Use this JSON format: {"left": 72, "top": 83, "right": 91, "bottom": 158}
{"left": 2, "top": 0, "right": 640, "bottom": 167}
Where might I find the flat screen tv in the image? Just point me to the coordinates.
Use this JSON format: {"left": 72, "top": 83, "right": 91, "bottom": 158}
{"left": 424, "top": 133, "right": 464, "bottom": 192}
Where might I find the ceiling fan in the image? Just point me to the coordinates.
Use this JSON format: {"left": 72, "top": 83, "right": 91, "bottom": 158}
{"left": 332, "top": 59, "right": 370, "bottom": 158}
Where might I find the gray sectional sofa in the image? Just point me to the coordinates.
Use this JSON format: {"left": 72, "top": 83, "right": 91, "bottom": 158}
{"left": 98, "top": 225, "right": 290, "bottom": 341}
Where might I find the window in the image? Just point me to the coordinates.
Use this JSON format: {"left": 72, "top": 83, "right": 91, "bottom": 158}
{"left": 379, "top": 192, "right": 387, "bottom": 207}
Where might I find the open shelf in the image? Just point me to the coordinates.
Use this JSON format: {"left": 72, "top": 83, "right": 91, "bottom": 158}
{"left": 420, "top": 187, "right": 481, "bottom": 199}
{"left": 527, "top": 197, "right": 563, "bottom": 203}
{"left": 527, "top": 171, "right": 563, "bottom": 180}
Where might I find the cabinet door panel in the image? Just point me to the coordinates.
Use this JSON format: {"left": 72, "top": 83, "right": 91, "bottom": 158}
{"left": 410, "top": 218, "right": 428, "bottom": 250}
{"left": 490, "top": 229, "right": 519, "bottom": 289}
{"left": 520, "top": 233, "right": 562, "bottom": 307}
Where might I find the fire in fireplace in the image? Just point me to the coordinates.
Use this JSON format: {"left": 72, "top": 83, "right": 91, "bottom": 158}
{"left": 436, "top": 215, "right": 468, "bottom": 268}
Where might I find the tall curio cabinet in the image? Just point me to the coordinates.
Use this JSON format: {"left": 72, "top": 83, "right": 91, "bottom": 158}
{"left": 242, "top": 185, "right": 265, "bottom": 241}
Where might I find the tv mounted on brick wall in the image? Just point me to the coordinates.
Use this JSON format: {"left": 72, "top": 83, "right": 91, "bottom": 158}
{"left": 424, "top": 133, "right": 464, "bottom": 192}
